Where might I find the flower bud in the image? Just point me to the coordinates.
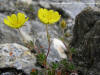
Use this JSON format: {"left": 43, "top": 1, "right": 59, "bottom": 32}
{"left": 64, "top": 33, "right": 71, "bottom": 37}
{"left": 60, "top": 19, "right": 67, "bottom": 29}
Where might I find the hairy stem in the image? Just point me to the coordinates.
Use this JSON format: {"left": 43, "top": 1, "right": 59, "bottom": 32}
{"left": 18, "top": 29, "right": 27, "bottom": 44}
{"left": 63, "top": 40, "right": 72, "bottom": 61}
{"left": 45, "top": 24, "right": 51, "bottom": 68}
{"left": 46, "top": 25, "right": 51, "bottom": 58}
{"left": 62, "top": 29, "right": 65, "bottom": 39}
{"left": 62, "top": 29, "right": 72, "bottom": 61}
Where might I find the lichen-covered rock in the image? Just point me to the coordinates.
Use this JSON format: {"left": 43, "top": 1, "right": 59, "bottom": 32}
{"left": 0, "top": 43, "right": 36, "bottom": 74}
{"left": 71, "top": 8, "right": 100, "bottom": 75}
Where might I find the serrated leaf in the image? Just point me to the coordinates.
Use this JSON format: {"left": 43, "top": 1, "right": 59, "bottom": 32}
{"left": 70, "top": 48, "right": 76, "bottom": 54}
{"left": 67, "top": 63, "right": 75, "bottom": 71}
{"left": 52, "top": 62, "right": 59, "bottom": 69}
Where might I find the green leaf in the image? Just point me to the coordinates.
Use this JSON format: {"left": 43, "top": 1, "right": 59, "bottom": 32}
{"left": 30, "top": 70, "right": 38, "bottom": 75}
{"left": 36, "top": 53, "right": 46, "bottom": 65}
{"left": 70, "top": 48, "right": 76, "bottom": 54}
{"left": 60, "top": 59, "right": 68, "bottom": 66}
{"left": 48, "top": 69, "right": 55, "bottom": 75}
{"left": 52, "top": 62, "right": 59, "bottom": 69}
{"left": 67, "top": 63, "right": 75, "bottom": 71}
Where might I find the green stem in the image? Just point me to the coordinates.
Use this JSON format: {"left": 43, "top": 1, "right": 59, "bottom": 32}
{"left": 18, "top": 29, "right": 26, "bottom": 44}
{"left": 45, "top": 24, "right": 51, "bottom": 68}
{"left": 62, "top": 40, "right": 72, "bottom": 61}
{"left": 62, "top": 29, "right": 65, "bottom": 39}
{"left": 62, "top": 29, "right": 72, "bottom": 61}
{"left": 46, "top": 25, "right": 51, "bottom": 58}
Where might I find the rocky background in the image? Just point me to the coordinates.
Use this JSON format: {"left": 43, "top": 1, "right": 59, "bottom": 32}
{"left": 0, "top": 0, "right": 100, "bottom": 75}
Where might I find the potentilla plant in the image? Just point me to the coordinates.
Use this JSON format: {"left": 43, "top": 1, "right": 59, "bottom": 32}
{"left": 38, "top": 8, "right": 61, "bottom": 68}
{"left": 3, "top": 8, "right": 77, "bottom": 75}
{"left": 4, "top": 12, "right": 29, "bottom": 44}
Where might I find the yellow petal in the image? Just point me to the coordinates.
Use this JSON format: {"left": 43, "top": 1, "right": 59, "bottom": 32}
{"left": 53, "top": 11, "right": 61, "bottom": 23}
{"left": 21, "top": 17, "right": 29, "bottom": 26}
{"left": 7, "top": 16, "right": 13, "bottom": 24}
{"left": 38, "top": 8, "right": 43, "bottom": 19}
{"left": 11, "top": 14, "right": 17, "bottom": 25}
{"left": 4, "top": 18, "right": 15, "bottom": 28}
{"left": 17, "top": 13, "right": 25, "bottom": 25}
{"left": 4, "top": 18, "right": 10, "bottom": 25}
{"left": 38, "top": 8, "right": 49, "bottom": 24}
{"left": 20, "top": 14, "right": 26, "bottom": 26}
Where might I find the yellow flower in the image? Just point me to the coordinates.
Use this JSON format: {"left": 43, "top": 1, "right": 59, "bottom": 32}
{"left": 38, "top": 8, "right": 61, "bottom": 24}
{"left": 4, "top": 13, "right": 29, "bottom": 29}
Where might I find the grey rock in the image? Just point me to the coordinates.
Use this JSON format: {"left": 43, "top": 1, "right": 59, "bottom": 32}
{"left": 47, "top": 38, "right": 67, "bottom": 63}
{"left": 80, "top": 0, "right": 95, "bottom": 7}
{"left": 50, "top": 2, "right": 87, "bottom": 19}
{"left": 35, "top": 0, "right": 78, "bottom": 2}
{"left": 95, "top": 0, "right": 100, "bottom": 8}
{"left": 17, "top": 0, "right": 32, "bottom": 5}
{"left": 0, "top": 0, "right": 17, "bottom": 13}
{"left": 71, "top": 8, "right": 100, "bottom": 75}
{"left": 0, "top": 43, "right": 36, "bottom": 74}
